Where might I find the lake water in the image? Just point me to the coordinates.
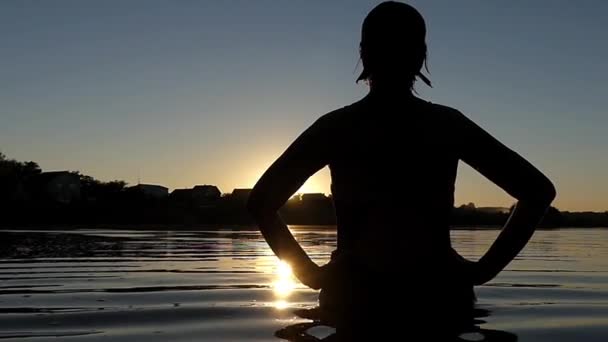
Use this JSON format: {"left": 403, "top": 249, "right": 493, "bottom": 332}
{"left": 0, "top": 228, "right": 607, "bottom": 341}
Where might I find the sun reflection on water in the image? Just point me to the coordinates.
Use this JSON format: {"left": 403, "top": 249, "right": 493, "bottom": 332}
{"left": 273, "top": 260, "right": 296, "bottom": 310}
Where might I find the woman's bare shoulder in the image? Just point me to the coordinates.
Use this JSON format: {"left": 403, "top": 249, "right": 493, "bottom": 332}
{"left": 311, "top": 99, "right": 366, "bottom": 129}
{"left": 416, "top": 99, "right": 475, "bottom": 129}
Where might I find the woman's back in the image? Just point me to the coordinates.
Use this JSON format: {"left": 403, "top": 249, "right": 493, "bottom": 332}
{"left": 319, "top": 94, "right": 462, "bottom": 270}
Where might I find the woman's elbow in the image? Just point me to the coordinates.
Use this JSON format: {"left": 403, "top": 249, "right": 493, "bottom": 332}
{"left": 515, "top": 175, "right": 556, "bottom": 206}
{"left": 529, "top": 177, "right": 557, "bottom": 205}
{"left": 543, "top": 180, "right": 557, "bottom": 204}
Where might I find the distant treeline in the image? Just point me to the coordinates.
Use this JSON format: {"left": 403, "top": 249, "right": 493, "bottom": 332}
{"left": 1, "top": 152, "right": 607, "bottom": 228}
{"left": 451, "top": 204, "right": 608, "bottom": 228}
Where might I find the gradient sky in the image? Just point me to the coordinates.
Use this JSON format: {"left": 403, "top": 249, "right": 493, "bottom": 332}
{"left": 1, "top": 1, "right": 607, "bottom": 211}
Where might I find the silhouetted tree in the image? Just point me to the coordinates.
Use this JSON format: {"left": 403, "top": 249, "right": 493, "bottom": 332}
{"left": 0, "top": 153, "right": 42, "bottom": 203}
{"left": 72, "top": 172, "right": 127, "bottom": 202}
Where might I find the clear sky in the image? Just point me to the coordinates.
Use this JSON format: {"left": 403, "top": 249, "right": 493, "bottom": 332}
{"left": 1, "top": 1, "right": 606, "bottom": 211}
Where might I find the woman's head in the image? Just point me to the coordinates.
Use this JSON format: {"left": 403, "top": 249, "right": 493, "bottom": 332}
{"left": 357, "top": 1, "right": 431, "bottom": 90}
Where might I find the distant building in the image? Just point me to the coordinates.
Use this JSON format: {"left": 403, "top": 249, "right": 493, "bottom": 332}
{"left": 301, "top": 193, "right": 328, "bottom": 202}
{"left": 169, "top": 189, "right": 191, "bottom": 202}
{"left": 131, "top": 184, "right": 168, "bottom": 199}
{"left": 170, "top": 185, "right": 221, "bottom": 206}
{"left": 230, "top": 188, "right": 253, "bottom": 202}
{"left": 32, "top": 171, "right": 81, "bottom": 204}
{"left": 192, "top": 185, "right": 221, "bottom": 202}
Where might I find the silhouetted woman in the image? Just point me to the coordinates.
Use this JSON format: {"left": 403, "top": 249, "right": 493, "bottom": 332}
{"left": 248, "top": 1, "right": 555, "bottom": 339}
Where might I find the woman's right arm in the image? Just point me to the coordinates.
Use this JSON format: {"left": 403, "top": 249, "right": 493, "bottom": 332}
{"left": 455, "top": 110, "right": 556, "bottom": 285}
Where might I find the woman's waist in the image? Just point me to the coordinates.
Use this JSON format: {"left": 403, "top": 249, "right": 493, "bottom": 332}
{"left": 337, "top": 232, "right": 452, "bottom": 267}
{"left": 322, "top": 251, "right": 475, "bottom": 306}
{"left": 329, "top": 247, "right": 469, "bottom": 282}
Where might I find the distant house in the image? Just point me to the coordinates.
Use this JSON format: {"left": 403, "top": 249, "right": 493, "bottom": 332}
{"left": 230, "top": 188, "right": 253, "bottom": 202}
{"left": 192, "top": 185, "right": 221, "bottom": 202}
{"left": 130, "top": 184, "right": 169, "bottom": 199}
{"left": 169, "top": 189, "right": 192, "bottom": 203}
{"left": 32, "top": 171, "right": 81, "bottom": 204}
{"left": 301, "top": 193, "right": 328, "bottom": 202}
{"left": 170, "top": 185, "right": 221, "bottom": 206}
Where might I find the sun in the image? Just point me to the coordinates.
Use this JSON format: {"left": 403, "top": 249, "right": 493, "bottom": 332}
{"left": 244, "top": 160, "right": 330, "bottom": 194}
{"left": 296, "top": 167, "right": 331, "bottom": 194}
